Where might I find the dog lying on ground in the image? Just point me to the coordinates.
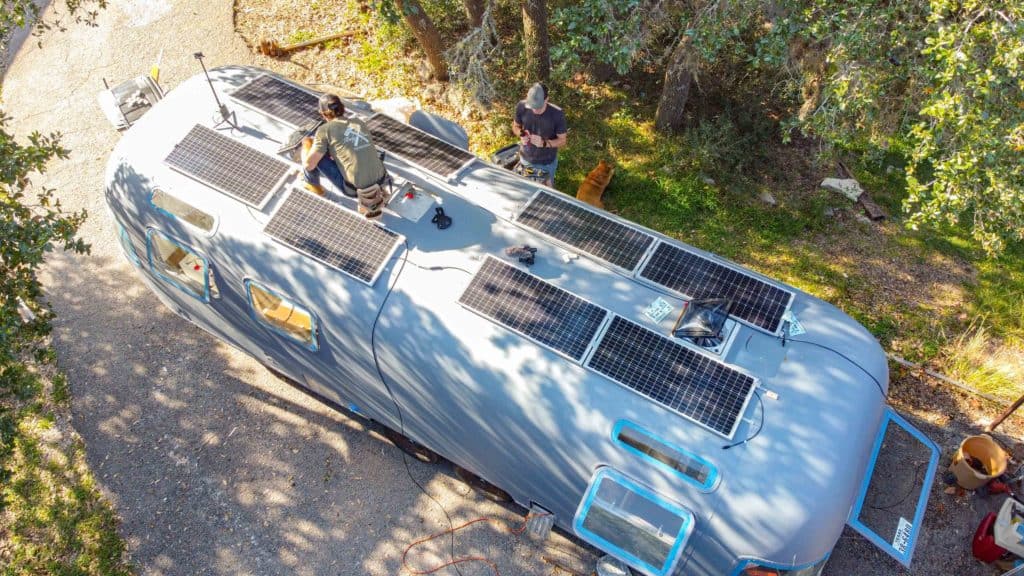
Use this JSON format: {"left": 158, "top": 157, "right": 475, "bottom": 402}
{"left": 575, "top": 160, "right": 614, "bottom": 210}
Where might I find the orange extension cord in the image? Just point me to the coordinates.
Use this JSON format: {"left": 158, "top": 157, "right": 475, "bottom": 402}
{"left": 401, "top": 513, "right": 552, "bottom": 576}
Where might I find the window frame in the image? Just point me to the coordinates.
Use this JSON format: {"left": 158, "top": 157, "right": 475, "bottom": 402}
{"left": 573, "top": 467, "right": 694, "bottom": 576}
{"left": 612, "top": 420, "right": 719, "bottom": 492}
{"left": 149, "top": 187, "right": 217, "bottom": 234}
{"left": 146, "top": 228, "right": 213, "bottom": 302}
{"left": 117, "top": 223, "right": 142, "bottom": 267}
{"left": 244, "top": 278, "right": 320, "bottom": 352}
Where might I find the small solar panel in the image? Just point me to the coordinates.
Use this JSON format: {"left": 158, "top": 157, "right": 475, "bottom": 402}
{"left": 587, "top": 316, "right": 757, "bottom": 438}
{"left": 230, "top": 74, "right": 321, "bottom": 127}
{"left": 165, "top": 124, "right": 290, "bottom": 209}
{"left": 640, "top": 243, "right": 793, "bottom": 334}
{"left": 365, "top": 113, "right": 476, "bottom": 180}
{"left": 459, "top": 257, "right": 608, "bottom": 361}
{"left": 517, "top": 191, "right": 655, "bottom": 270}
{"left": 264, "top": 190, "right": 402, "bottom": 285}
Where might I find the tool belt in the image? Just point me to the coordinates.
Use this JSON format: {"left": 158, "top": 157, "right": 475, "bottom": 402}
{"left": 356, "top": 183, "right": 385, "bottom": 218}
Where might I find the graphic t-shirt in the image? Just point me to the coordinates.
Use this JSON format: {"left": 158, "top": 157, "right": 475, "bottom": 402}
{"left": 515, "top": 101, "right": 567, "bottom": 164}
{"left": 313, "top": 118, "right": 386, "bottom": 189}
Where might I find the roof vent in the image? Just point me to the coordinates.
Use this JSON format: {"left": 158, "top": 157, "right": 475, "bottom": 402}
{"left": 672, "top": 298, "right": 733, "bottom": 352}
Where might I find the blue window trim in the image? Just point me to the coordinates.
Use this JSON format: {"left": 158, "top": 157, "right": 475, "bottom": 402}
{"left": 149, "top": 188, "right": 216, "bottom": 234}
{"left": 612, "top": 420, "right": 719, "bottom": 492}
{"left": 847, "top": 407, "right": 939, "bottom": 568}
{"left": 729, "top": 553, "right": 831, "bottom": 576}
{"left": 146, "top": 228, "right": 211, "bottom": 302}
{"left": 244, "top": 278, "right": 320, "bottom": 352}
{"left": 117, "top": 223, "right": 141, "bottom": 267}
{"left": 573, "top": 467, "right": 694, "bottom": 576}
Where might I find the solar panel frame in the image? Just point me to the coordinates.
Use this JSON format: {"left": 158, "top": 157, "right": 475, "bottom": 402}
{"left": 458, "top": 256, "right": 610, "bottom": 363}
{"left": 364, "top": 113, "right": 476, "bottom": 181}
{"left": 229, "top": 74, "right": 323, "bottom": 127}
{"left": 585, "top": 315, "right": 758, "bottom": 438}
{"left": 263, "top": 189, "right": 404, "bottom": 286}
{"left": 638, "top": 241, "right": 795, "bottom": 335}
{"left": 164, "top": 124, "right": 291, "bottom": 210}
{"left": 515, "top": 190, "right": 656, "bottom": 272}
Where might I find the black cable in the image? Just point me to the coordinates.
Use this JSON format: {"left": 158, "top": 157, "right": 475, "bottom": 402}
{"left": 370, "top": 239, "right": 464, "bottom": 576}
{"left": 722, "top": 389, "right": 764, "bottom": 450}
{"left": 785, "top": 337, "right": 887, "bottom": 399}
{"left": 406, "top": 260, "right": 474, "bottom": 276}
{"left": 866, "top": 460, "right": 928, "bottom": 512}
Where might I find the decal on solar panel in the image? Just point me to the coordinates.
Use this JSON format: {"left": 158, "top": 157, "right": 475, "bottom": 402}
{"left": 264, "top": 190, "right": 403, "bottom": 285}
{"left": 587, "top": 316, "right": 757, "bottom": 438}
{"left": 639, "top": 242, "right": 793, "bottom": 334}
{"left": 516, "top": 191, "right": 654, "bottom": 271}
{"left": 365, "top": 113, "right": 476, "bottom": 180}
{"left": 459, "top": 257, "right": 608, "bottom": 362}
{"left": 165, "top": 124, "right": 290, "bottom": 210}
{"left": 230, "top": 74, "right": 322, "bottom": 127}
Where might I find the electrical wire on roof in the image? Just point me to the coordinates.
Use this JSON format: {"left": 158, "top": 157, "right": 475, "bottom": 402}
{"left": 722, "top": 389, "right": 764, "bottom": 450}
{"left": 783, "top": 337, "right": 887, "bottom": 399}
{"left": 370, "top": 239, "right": 465, "bottom": 576}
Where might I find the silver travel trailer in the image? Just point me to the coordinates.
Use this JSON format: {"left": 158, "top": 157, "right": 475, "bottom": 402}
{"left": 104, "top": 65, "right": 941, "bottom": 576}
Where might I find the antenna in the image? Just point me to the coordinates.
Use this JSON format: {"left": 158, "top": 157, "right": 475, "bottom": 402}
{"left": 194, "top": 52, "right": 239, "bottom": 130}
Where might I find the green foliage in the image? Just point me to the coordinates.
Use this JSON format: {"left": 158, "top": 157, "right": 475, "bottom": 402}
{"left": 550, "top": 0, "right": 645, "bottom": 75}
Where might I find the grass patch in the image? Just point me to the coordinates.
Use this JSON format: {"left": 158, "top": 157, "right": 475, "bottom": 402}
{"left": 0, "top": 353, "right": 131, "bottom": 575}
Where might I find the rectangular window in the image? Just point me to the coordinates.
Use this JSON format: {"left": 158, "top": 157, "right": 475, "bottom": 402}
{"left": 151, "top": 188, "right": 215, "bottom": 232}
{"left": 147, "top": 229, "right": 214, "bottom": 301}
{"left": 245, "top": 279, "right": 318, "bottom": 351}
{"left": 613, "top": 421, "right": 717, "bottom": 491}
{"left": 575, "top": 468, "right": 693, "bottom": 576}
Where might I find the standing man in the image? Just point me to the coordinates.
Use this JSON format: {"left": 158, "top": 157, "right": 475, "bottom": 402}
{"left": 302, "top": 94, "right": 387, "bottom": 216}
{"left": 512, "top": 82, "right": 567, "bottom": 187}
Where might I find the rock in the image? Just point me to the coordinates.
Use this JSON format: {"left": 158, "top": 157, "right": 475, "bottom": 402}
{"left": 855, "top": 214, "right": 872, "bottom": 224}
{"left": 823, "top": 207, "right": 836, "bottom": 217}
{"left": 821, "top": 177, "right": 864, "bottom": 202}
{"left": 758, "top": 190, "right": 777, "bottom": 205}
{"left": 702, "top": 176, "right": 716, "bottom": 185}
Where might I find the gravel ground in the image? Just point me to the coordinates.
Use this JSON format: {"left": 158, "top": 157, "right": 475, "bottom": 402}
{"left": 2, "top": 1, "right": 1022, "bottom": 575}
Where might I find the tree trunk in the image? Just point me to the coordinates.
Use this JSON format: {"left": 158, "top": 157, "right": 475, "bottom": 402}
{"left": 655, "top": 35, "right": 696, "bottom": 133}
{"left": 395, "top": 0, "right": 449, "bottom": 81}
{"left": 463, "top": 0, "right": 485, "bottom": 27}
{"left": 521, "top": 0, "right": 550, "bottom": 81}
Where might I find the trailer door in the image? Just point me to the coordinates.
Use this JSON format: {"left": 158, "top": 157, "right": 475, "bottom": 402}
{"left": 847, "top": 407, "right": 939, "bottom": 567}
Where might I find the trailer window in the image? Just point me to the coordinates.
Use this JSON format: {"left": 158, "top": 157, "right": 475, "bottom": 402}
{"left": 614, "top": 421, "right": 717, "bottom": 491}
{"left": 147, "top": 229, "right": 213, "bottom": 301}
{"left": 574, "top": 468, "right": 693, "bottom": 576}
{"left": 150, "top": 188, "right": 214, "bottom": 232}
{"left": 245, "top": 280, "right": 318, "bottom": 351}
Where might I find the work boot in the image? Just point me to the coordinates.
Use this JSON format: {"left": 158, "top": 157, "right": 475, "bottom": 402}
{"left": 305, "top": 182, "right": 326, "bottom": 197}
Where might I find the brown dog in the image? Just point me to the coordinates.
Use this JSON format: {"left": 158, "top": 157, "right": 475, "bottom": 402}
{"left": 576, "top": 160, "right": 614, "bottom": 210}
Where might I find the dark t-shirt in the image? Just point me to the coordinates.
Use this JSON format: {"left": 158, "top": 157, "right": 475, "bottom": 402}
{"left": 515, "top": 101, "right": 567, "bottom": 164}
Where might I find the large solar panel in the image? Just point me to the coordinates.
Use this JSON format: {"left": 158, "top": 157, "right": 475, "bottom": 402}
{"left": 230, "top": 74, "right": 321, "bottom": 127}
{"left": 587, "top": 316, "right": 757, "bottom": 438}
{"left": 517, "top": 191, "right": 655, "bottom": 270}
{"left": 365, "top": 113, "right": 476, "bottom": 180}
{"left": 459, "top": 257, "right": 608, "bottom": 361}
{"left": 640, "top": 243, "right": 793, "bottom": 334}
{"left": 264, "top": 190, "right": 402, "bottom": 285}
{"left": 165, "top": 124, "right": 290, "bottom": 209}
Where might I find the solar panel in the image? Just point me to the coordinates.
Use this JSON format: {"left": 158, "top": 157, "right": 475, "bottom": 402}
{"left": 264, "top": 190, "right": 402, "bottom": 285}
{"left": 459, "top": 257, "right": 608, "bottom": 362}
{"left": 639, "top": 243, "right": 793, "bottom": 334}
{"left": 365, "top": 113, "right": 476, "bottom": 180}
{"left": 165, "top": 124, "right": 290, "bottom": 209}
{"left": 516, "top": 191, "right": 655, "bottom": 270}
{"left": 230, "top": 74, "right": 321, "bottom": 127}
{"left": 587, "top": 316, "right": 757, "bottom": 438}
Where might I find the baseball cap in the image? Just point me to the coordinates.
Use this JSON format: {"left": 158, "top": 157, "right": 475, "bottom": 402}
{"left": 525, "top": 83, "right": 546, "bottom": 109}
